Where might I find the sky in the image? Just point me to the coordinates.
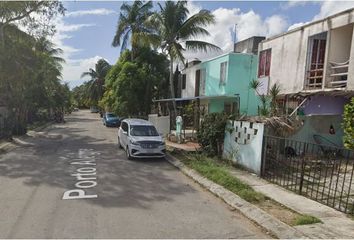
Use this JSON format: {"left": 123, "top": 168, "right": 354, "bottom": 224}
{"left": 50, "top": 0, "right": 354, "bottom": 88}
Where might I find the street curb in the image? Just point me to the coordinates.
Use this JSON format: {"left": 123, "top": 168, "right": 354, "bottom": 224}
{"left": 166, "top": 153, "right": 309, "bottom": 239}
{"left": 0, "top": 121, "right": 53, "bottom": 153}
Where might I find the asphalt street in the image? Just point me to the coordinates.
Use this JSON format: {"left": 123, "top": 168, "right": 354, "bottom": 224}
{"left": 0, "top": 110, "right": 270, "bottom": 238}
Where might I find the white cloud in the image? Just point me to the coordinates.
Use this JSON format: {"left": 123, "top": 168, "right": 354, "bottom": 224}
{"left": 63, "top": 56, "right": 108, "bottom": 88}
{"left": 183, "top": 3, "right": 288, "bottom": 62}
{"left": 265, "top": 15, "right": 288, "bottom": 37}
{"left": 66, "top": 8, "right": 116, "bottom": 17}
{"left": 313, "top": 1, "right": 354, "bottom": 20}
{"left": 287, "top": 1, "right": 354, "bottom": 30}
{"left": 281, "top": 1, "right": 309, "bottom": 10}
{"left": 46, "top": 14, "right": 101, "bottom": 86}
{"left": 58, "top": 23, "right": 96, "bottom": 32}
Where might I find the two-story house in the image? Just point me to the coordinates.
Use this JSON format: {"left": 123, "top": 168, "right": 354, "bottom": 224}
{"left": 153, "top": 36, "right": 264, "bottom": 132}
{"left": 199, "top": 52, "right": 260, "bottom": 116}
{"left": 257, "top": 8, "right": 354, "bottom": 146}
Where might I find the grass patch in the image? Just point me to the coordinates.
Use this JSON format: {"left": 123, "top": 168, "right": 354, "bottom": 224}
{"left": 293, "top": 214, "right": 322, "bottom": 225}
{"left": 170, "top": 150, "right": 324, "bottom": 226}
{"left": 176, "top": 152, "right": 266, "bottom": 203}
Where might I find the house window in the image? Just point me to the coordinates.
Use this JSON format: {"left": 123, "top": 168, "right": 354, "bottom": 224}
{"left": 306, "top": 38, "right": 326, "bottom": 88}
{"left": 258, "top": 49, "right": 271, "bottom": 77}
{"left": 220, "top": 61, "right": 227, "bottom": 85}
{"left": 200, "top": 69, "right": 206, "bottom": 96}
{"left": 182, "top": 74, "right": 186, "bottom": 90}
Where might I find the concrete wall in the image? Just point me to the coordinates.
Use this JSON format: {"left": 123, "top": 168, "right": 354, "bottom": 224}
{"left": 202, "top": 53, "right": 260, "bottom": 116}
{"left": 181, "top": 63, "right": 201, "bottom": 98}
{"left": 328, "top": 24, "right": 353, "bottom": 63}
{"left": 223, "top": 120, "right": 264, "bottom": 175}
{"left": 234, "top": 36, "right": 265, "bottom": 54}
{"left": 286, "top": 115, "right": 345, "bottom": 147}
{"left": 259, "top": 8, "right": 354, "bottom": 94}
{"left": 348, "top": 25, "right": 354, "bottom": 89}
{"left": 148, "top": 114, "right": 170, "bottom": 136}
{"left": 301, "top": 95, "right": 349, "bottom": 115}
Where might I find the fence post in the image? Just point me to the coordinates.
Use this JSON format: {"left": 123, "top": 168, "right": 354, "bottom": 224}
{"left": 261, "top": 135, "right": 267, "bottom": 177}
{"left": 299, "top": 155, "right": 306, "bottom": 195}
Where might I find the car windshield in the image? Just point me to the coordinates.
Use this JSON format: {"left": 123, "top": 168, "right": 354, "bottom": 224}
{"left": 107, "top": 113, "right": 117, "bottom": 118}
{"left": 130, "top": 125, "right": 159, "bottom": 136}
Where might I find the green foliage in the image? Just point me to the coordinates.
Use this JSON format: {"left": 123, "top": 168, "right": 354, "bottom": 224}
{"left": 112, "top": 1, "right": 153, "bottom": 57}
{"left": 80, "top": 59, "right": 111, "bottom": 107}
{"left": 100, "top": 48, "right": 169, "bottom": 117}
{"left": 0, "top": 1, "right": 65, "bottom": 37}
{"left": 147, "top": 1, "right": 220, "bottom": 114}
{"left": 0, "top": 3, "right": 68, "bottom": 137}
{"left": 343, "top": 97, "right": 354, "bottom": 149}
{"left": 294, "top": 214, "right": 322, "bottom": 225}
{"left": 181, "top": 153, "right": 266, "bottom": 203}
{"left": 249, "top": 79, "right": 280, "bottom": 117}
{"left": 197, "top": 112, "right": 228, "bottom": 157}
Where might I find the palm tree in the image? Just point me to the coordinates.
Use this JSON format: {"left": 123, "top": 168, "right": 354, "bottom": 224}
{"left": 112, "top": 0, "right": 153, "bottom": 59}
{"left": 81, "top": 59, "right": 111, "bottom": 106}
{"left": 149, "top": 1, "right": 220, "bottom": 114}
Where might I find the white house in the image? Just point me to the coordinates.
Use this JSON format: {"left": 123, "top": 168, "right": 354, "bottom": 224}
{"left": 257, "top": 8, "right": 354, "bottom": 147}
{"left": 180, "top": 59, "right": 202, "bottom": 98}
{"left": 258, "top": 7, "right": 354, "bottom": 95}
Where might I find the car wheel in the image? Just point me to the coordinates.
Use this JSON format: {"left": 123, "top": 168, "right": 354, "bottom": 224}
{"left": 117, "top": 136, "right": 123, "bottom": 149}
{"left": 126, "top": 147, "right": 132, "bottom": 160}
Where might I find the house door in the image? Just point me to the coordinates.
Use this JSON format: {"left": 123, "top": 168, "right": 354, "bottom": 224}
{"left": 195, "top": 70, "right": 200, "bottom": 97}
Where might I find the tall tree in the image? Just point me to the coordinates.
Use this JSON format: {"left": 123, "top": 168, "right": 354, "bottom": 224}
{"left": 0, "top": 1, "right": 66, "bottom": 137}
{"left": 149, "top": 1, "right": 220, "bottom": 114}
{"left": 81, "top": 59, "right": 111, "bottom": 106}
{"left": 101, "top": 48, "right": 169, "bottom": 117}
{"left": 112, "top": 0, "right": 153, "bottom": 59}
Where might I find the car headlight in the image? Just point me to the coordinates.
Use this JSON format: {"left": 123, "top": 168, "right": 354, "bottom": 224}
{"left": 159, "top": 141, "right": 165, "bottom": 145}
{"left": 130, "top": 140, "right": 140, "bottom": 145}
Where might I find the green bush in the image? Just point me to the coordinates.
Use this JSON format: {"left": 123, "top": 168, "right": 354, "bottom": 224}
{"left": 343, "top": 98, "right": 354, "bottom": 149}
{"left": 197, "top": 112, "right": 228, "bottom": 157}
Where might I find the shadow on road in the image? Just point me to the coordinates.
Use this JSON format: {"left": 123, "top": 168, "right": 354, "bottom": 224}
{"left": 0, "top": 116, "right": 195, "bottom": 210}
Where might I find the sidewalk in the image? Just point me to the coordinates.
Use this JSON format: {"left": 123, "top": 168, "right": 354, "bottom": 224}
{"left": 166, "top": 140, "right": 200, "bottom": 152}
{"left": 166, "top": 142, "right": 354, "bottom": 239}
{"left": 229, "top": 168, "right": 354, "bottom": 239}
{"left": 0, "top": 121, "right": 53, "bottom": 153}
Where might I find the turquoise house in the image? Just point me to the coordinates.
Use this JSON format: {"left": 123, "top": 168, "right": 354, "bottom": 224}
{"left": 199, "top": 52, "right": 260, "bottom": 116}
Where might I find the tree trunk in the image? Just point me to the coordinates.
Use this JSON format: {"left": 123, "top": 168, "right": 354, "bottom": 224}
{"left": 169, "top": 55, "right": 177, "bottom": 118}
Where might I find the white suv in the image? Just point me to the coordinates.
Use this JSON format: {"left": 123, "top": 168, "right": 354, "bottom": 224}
{"left": 118, "top": 119, "right": 166, "bottom": 159}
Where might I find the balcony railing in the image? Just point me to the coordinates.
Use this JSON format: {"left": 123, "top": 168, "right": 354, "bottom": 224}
{"left": 328, "top": 60, "right": 349, "bottom": 88}
{"left": 305, "top": 68, "right": 323, "bottom": 89}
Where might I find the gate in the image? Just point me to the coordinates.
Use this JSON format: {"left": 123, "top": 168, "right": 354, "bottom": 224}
{"left": 261, "top": 135, "right": 354, "bottom": 215}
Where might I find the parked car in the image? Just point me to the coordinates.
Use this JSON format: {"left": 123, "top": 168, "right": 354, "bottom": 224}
{"left": 103, "top": 112, "right": 121, "bottom": 127}
{"left": 73, "top": 107, "right": 79, "bottom": 112}
{"left": 118, "top": 119, "right": 165, "bottom": 159}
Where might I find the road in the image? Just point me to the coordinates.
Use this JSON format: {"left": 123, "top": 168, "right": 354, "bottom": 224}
{"left": 0, "top": 110, "right": 269, "bottom": 238}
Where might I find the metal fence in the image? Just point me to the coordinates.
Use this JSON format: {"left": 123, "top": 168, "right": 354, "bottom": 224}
{"left": 261, "top": 135, "right": 354, "bottom": 215}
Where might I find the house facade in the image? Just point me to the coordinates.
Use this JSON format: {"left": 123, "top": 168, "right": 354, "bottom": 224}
{"left": 200, "top": 52, "right": 259, "bottom": 116}
{"left": 181, "top": 59, "right": 201, "bottom": 98}
{"left": 257, "top": 8, "right": 354, "bottom": 146}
